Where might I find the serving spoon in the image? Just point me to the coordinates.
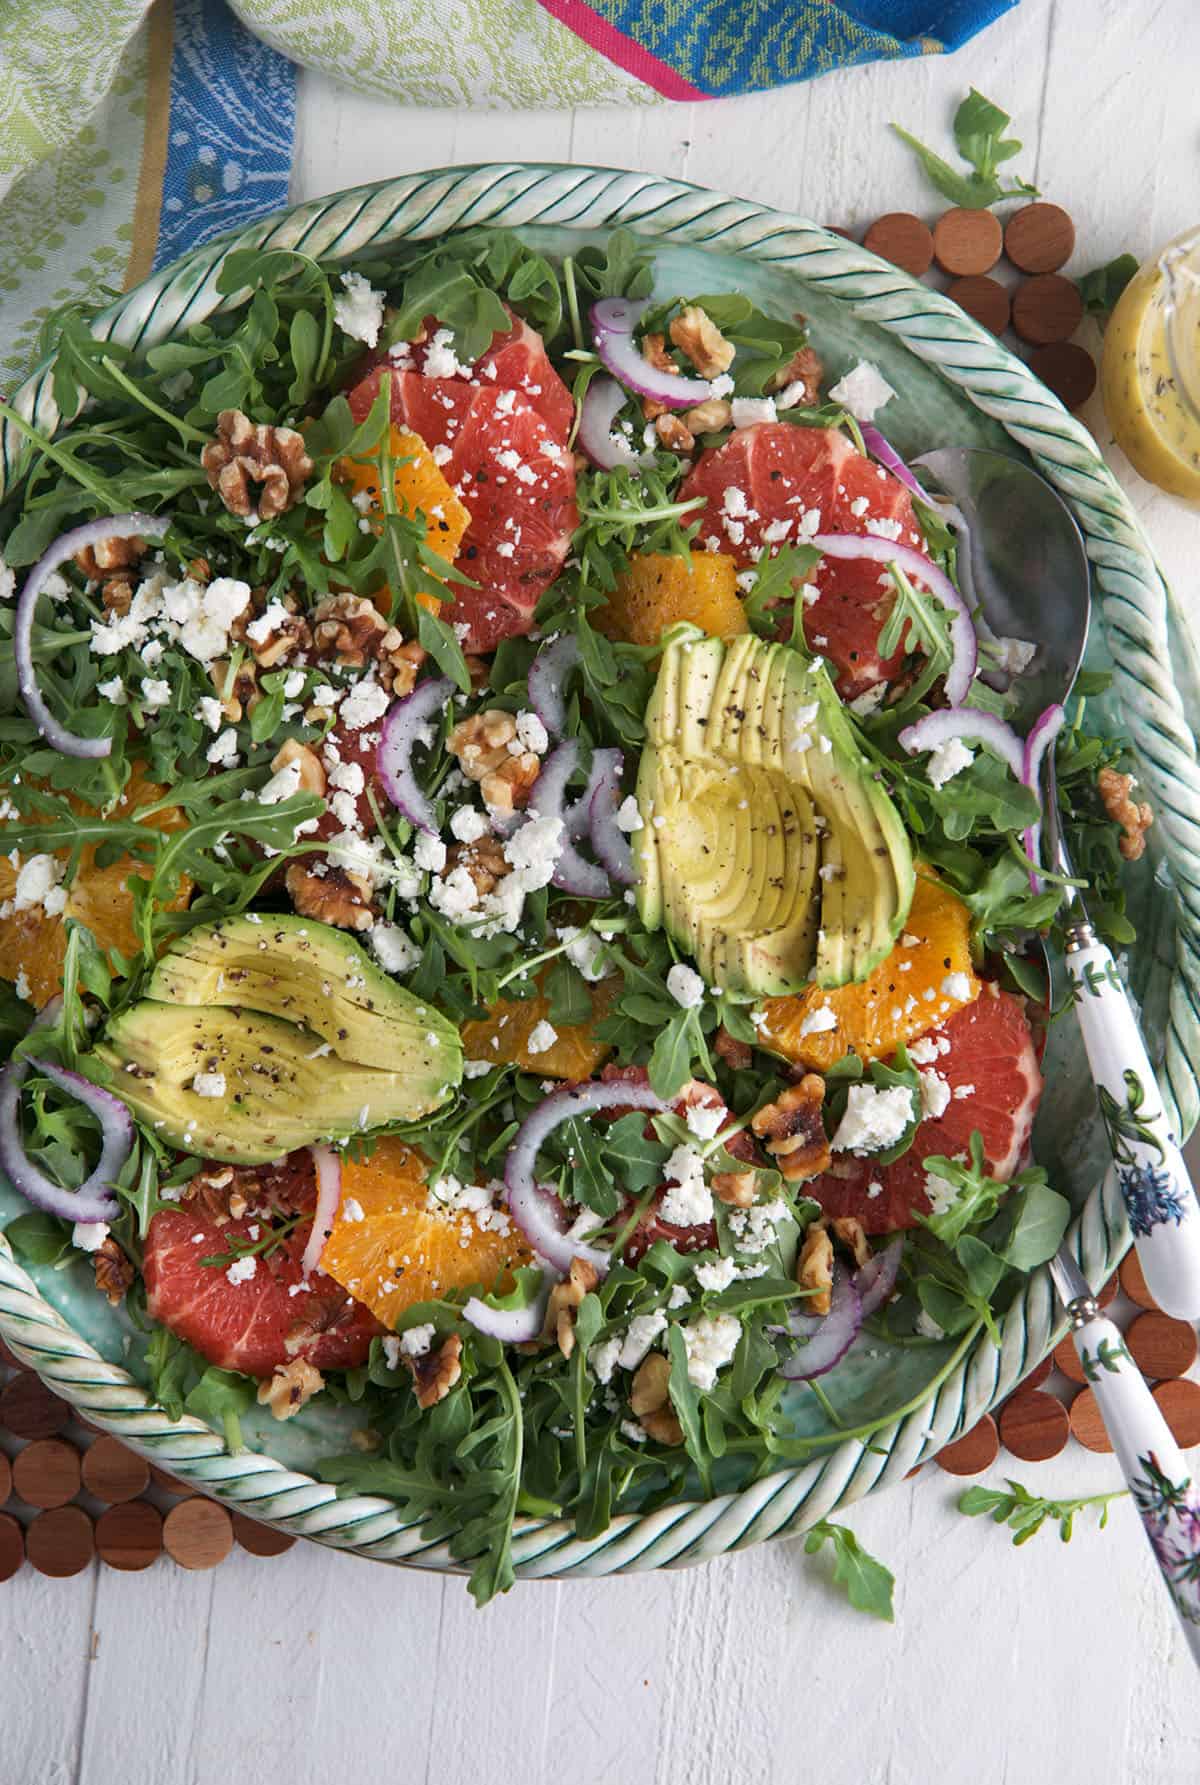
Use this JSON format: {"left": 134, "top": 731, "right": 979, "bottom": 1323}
{"left": 916, "top": 447, "right": 1200, "bottom": 1320}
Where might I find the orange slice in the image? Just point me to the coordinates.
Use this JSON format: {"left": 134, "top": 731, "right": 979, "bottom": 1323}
{"left": 319, "top": 1136, "right": 532, "bottom": 1326}
{"left": 756, "top": 873, "right": 979, "bottom": 1071}
{"left": 0, "top": 761, "right": 190, "bottom": 1009}
{"left": 336, "top": 423, "right": 471, "bottom": 568}
{"left": 460, "top": 973, "right": 619, "bottom": 1079}
{"left": 596, "top": 550, "right": 746, "bottom": 647}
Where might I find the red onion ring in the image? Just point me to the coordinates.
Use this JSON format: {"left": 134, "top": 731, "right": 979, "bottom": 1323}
{"left": 463, "top": 1273, "right": 556, "bottom": 1343}
{"left": 591, "top": 298, "right": 716, "bottom": 409}
{"left": 567, "top": 746, "right": 622, "bottom": 842}
{"left": 577, "top": 376, "right": 645, "bottom": 471}
{"left": 0, "top": 1050, "right": 131, "bottom": 1225}
{"left": 376, "top": 675, "right": 453, "bottom": 834}
{"left": 897, "top": 707, "right": 1025, "bottom": 782}
{"left": 777, "top": 1262, "right": 863, "bottom": 1380}
{"left": 527, "top": 633, "right": 580, "bottom": 736}
{"left": 859, "top": 425, "right": 932, "bottom": 503}
{"left": 855, "top": 1236, "right": 904, "bottom": 1321}
{"left": 301, "top": 1143, "right": 343, "bottom": 1279}
{"left": 527, "top": 740, "right": 610, "bottom": 898}
{"left": 1021, "top": 702, "right": 1066, "bottom": 890}
{"left": 16, "top": 513, "right": 170, "bottom": 758}
{"left": 504, "top": 1079, "right": 667, "bottom": 1275}
{"left": 813, "top": 532, "right": 977, "bottom": 706}
{"left": 589, "top": 758, "right": 634, "bottom": 886}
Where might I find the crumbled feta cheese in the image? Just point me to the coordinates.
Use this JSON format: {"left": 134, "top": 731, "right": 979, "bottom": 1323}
{"left": 341, "top": 1197, "right": 365, "bottom": 1223}
{"left": 731, "top": 396, "right": 778, "bottom": 427}
{"left": 616, "top": 796, "right": 643, "bottom": 832}
{"left": 370, "top": 923, "right": 419, "bottom": 975}
{"left": 827, "top": 360, "right": 897, "bottom": 423}
{"left": 429, "top": 864, "right": 482, "bottom": 921}
{"left": 695, "top": 1255, "right": 738, "bottom": 1293}
{"left": 589, "top": 1335, "right": 622, "bottom": 1385}
{"left": 926, "top": 737, "right": 975, "bottom": 789}
{"left": 918, "top": 1069, "right": 952, "bottom": 1121}
{"left": 226, "top": 1255, "right": 258, "bottom": 1285}
{"left": 923, "top": 1168, "right": 959, "bottom": 1218}
{"left": 339, "top": 678, "right": 391, "bottom": 731}
{"left": 333, "top": 270, "right": 385, "bottom": 348}
{"left": 97, "top": 677, "right": 127, "bottom": 705}
{"left": 514, "top": 710, "right": 549, "bottom": 755}
{"left": 462, "top": 1059, "right": 493, "bottom": 1079}
{"left": 682, "top": 1312, "right": 741, "bottom": 1390}
{"left": 558, "top": 925, "right": 606, "bottom": 982}
{"left": 191, "top": 1071, "right": 226, "bottom": 1099}
{"left": 13, "top": 853, "right": 65, "bottom": 914}
{"left": 423, "top": 327, "right": 469, "bottom": 378}
{"left": 401, "top": 1323, "right": 436, "bottom": 1358}
{"left": 915, "top": 1309, "right": 946, "bottom": 1340}
{"left": 206, "top": 727, "right": 239, "bottom": 767}
{"left": 659, "top": 1144, "right": 713, "bottom": 1227}
{"left": 992, "top": 636, "right": 1037, "bottom": 678}
{"left": 381, "top": 1336, "right": 403, "bottom": 1370}
{"left": 526, "top": 1019, "right": 558, "bottom": 1056}
{"left": 196, "top": 695, "right": 224, "bottom": 732}
{"left": 72, "top": 1221, "right": 109, "bottom": 1253}
{"left": 617, "top": 1311, "right": 668, "bottom": 1371}
{"left": 502, "top": 814, "right": 563, "bottom": 889}
{"left": 0, "top": 557, "right": 13, "bottom": 603}
{"left": 666, "top": 963, "right": 705, "bottom": 1009}
{"left": 832, "top": 1083, "right": 914, "bottom": 1156}
{"left": 684, "top": 1100, "right": 724, "bottom": 1141}
{"left": 907, "top": 1037, "right": 939, "bottom": 1066}
{"left": 799, "top": 1003, "right": 837, "bottom": 1036}
{"left": 257, "top": 758, "right": 302, "bottom": 805}
{"left": 414, "top": 832, "right": 447, "bottom": 874}
{"left": 450, "top": 805, "right": 489, "bottom": 844}
{"left": 848, "top": 683, "right": 887, "bottom": 718}
{"left": 138, "top": 677, "right": 171, "bottom": 710}
{"left": 941, "top": 971, "right": 973, "bottom": 1001}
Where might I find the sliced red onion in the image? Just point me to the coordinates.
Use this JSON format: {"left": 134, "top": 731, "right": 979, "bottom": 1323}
{"left": 859, "top": 425, "right": 931, "bottom": 503}
{"left": 463, "top": 1272, "right": 556, "bottom": 1343}
{"left": 0, "top": 1053, "right": 131, "bottom": 1224}
{"left": 504, "top": 1079, "right": 667, "bottom": 1274}
{"left": 302, "top": 1143, "right": 343, "bottom": 1279}
{"left": 577, "top": 376, "right": 644, "bottom": 471}
{"left": 813, "top": 532, "right": 977, "bottom": 706}
{"left": 777, "top": 1263, "right": 863, "bottom": 1381}
{"left": 528, "top": 740, "right": 610, "bottom": 898}
{"left": 567, "top": 746, "right": 622, "bottom": 842}
{"left": 1021, "top": 702, "right": 1066, "bottom": 889}
{"left": 16, "top": 513, "right": 170, "bottom": 758}
{"left": 591, "top": 298, "right": 714, "bottom": 409}
{"left": 898, "top": 707, "right": 1025, "bottom": 783}
{"left": 376, "top": 676, "right": 453, "bottom": 834}
{"left": 589, "top": 759, "right": 634, "bottom": 886}
{"left": 855, "top": 1236, "right": 904, "bottom": 1321}
{"left": 527, "top": 633, "right": 580, "bottom": 736}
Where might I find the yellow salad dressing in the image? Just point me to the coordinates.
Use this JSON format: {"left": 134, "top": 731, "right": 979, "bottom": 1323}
{"left": 1101, "top": 228, "right": 1200, "bottom": 503}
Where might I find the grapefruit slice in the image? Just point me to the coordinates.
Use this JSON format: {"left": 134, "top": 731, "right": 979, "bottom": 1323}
{"left": 678, "top": 424, "right": 933, "bottom": 699}
{"left": 392, "top": 308, "right": 574, "bottom": 439}
{"left": 808, "top": 985, "right": 1042, "bottom": 1235}
{"left": 143, "top": 1152, "right": 382, "bottom": 1377}
{"left": 348, "top": 371, "right": 578, "bottom": 651}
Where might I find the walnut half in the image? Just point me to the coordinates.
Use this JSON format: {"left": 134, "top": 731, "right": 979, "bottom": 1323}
{"left": 750, "top": 1074, "right": 832, "bottom": 1183}
{"left": 93, "top": 1237, "right": 134, "bottom": 1306}
{"left": 542, "top": 1256, "right": 600, "bottom": 1359}
{"left": 629, "top": 1353, "right": 683, "bottom": 1446}
{"left": 201, "top": 409, "right": 312, "bottom": 520}
{"left": 285, "top": 860, "right": 375, "bottom": 932}
{"left": 257, "top": 1357, "right": 325, "bottom": 1420}
{"left": 1098, "top": 766, "right": 1153, "bottom": 861}
{"left": 407, "top": 1333, "right": 463, "bottom": 1409}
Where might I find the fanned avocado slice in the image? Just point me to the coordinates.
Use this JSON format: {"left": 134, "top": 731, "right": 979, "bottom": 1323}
{"left": 635, "top": 635, "right": 914, "bottom": 996}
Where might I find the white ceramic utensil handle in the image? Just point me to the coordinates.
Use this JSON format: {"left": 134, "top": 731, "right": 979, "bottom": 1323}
{"left": 1066, "top": 936, "right": 1200, "bottom": 1318}
{"left": 1069, "top": 1308, "right": 1200, "bottom": 1663}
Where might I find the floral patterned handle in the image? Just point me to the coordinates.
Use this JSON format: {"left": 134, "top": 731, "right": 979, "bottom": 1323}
{"left": 1067, "top": 1308, "right": 1200, "bottom": 1662}
{"left": 1066, "top": 935, "right": 1200, "bottom": 1319}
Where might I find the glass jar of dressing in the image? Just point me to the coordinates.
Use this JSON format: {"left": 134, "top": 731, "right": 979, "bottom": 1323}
{"left": 1101, "top": 227, "right": 1200, "bottom": 504}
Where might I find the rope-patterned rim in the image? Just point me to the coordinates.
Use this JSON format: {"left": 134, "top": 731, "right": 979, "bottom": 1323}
{"left": 0, "top": 165, "right": 1192, "bottom": 1582}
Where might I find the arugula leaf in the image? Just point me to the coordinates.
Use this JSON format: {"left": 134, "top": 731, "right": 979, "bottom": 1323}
{"left": 1078, "top": 253, "right": 1139, "bottom": 317}
{"left": 892, "top": 90, "right": 1039, "bottom": 209}
{"left": 184, "top": 1366, "right": 258, "bottom": 1454}
{"left": 958, "top": 1479, "right": 1125, "bottom": 1544}
{"left": 605, "top": 1111, "right": 672, "bottom": 1195}
{"left": 918, "top": 1132, "right": 1007, "bottom": 1249}
{"left": 4, "top": 1210, "right": 73, "bottom": 1267}
{"left": 145, "top": 1327, "right": 198, "bottom": 1423}
{"left": 803, "top": 1519, "right": 895, "bottom": 1620}
{"left": 999, "top": 1179, "right": 1071, "bottom": 1270}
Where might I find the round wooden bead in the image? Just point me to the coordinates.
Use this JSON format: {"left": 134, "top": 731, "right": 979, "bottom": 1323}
{"left": 164, "top": 1497, "right": 234, "bottom": 1570}
{"left": 96, "top": 1500, "right": 163, "bottom": 1572}
{"left": 933, "top": 207, "right": 1003, "bottom": 276}
{"left": 0, "top": 1511, "right": 24, "bottom": 1582}
{"left": 1030, "top": 342, "right": 1097, "bottom": 412}
{"left": 0, "top": 1373, "right": 69, "bottom": 1440}
{"left": 82, "top": 1436, "right": 151, "bottom": 1505}
{"left": 998, "top": 1389, "right": 1071, "bottom": 1460}
{"left": 1053, "top": 1332, "right": 1088, "bottom": 1385}
{"left": 0, "top": 1449, "right": 11, "bottom": 1506}
{"left": 1004, "top": 202, "right": 1076, "bottom": 274}
{"left": 1125, "top": 1311, "right": 1198, "bottom": 1381}
{"left": 149, "top": 1464, "right": 188, "bottom": 1496}
{"left": 12, "top": 1438, "right": 81, "bottom": 1510}
{"left": 1152, "top": 1379, "right": 1200, "bottom": 1450}
{"left": 946, "top": 275, "right": 1011, "bottom": 336}
{"left": 26, "top": 1504, "right": 94, "bottom": 1577}
{"left": 934, "top": 1413, "right": 1000, "bottom": 1476}
{"left": 1012, "top": 273, "right": 1084, "bottom": 345}
{"left": 1022, "top": 1356, "right": 1054, "bottom": 1391}
{"left": 1069, "top": 1386, "right": 1114, "bottom": 1452}
{"left": 232, "top": 1511, "right": 297, "bottom": 1557}
{"left": 864, "top": 212, "right": 935, "bottom": 277}
{"left": 1119, "top": 1249, "right": 1159, "bottom": 1310}
{"left": 1097, "top": 1274, "right": 1119, "bottom": 1309}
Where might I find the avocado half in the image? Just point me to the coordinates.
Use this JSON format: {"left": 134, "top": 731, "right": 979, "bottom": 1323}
{"left": 635, "top": 636, "right": 915, "bottom": 996}
{"left": 93, "top": 915, "right": 462, "bottom": 1164}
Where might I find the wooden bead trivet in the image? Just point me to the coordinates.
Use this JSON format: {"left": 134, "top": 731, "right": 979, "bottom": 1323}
{"left": 1125, "top": 1311, "right": 1198, "bottom": 1380}
{"left": 1030, "top": 341, "right": 1098, "bottom": 411}
{"left": 1004, "top": 202, "right": 1076, "bottom": 275}
{"left": 26, "top": 1505, "right": 94, "bottom": 1578}
{"left": 1152, "top": 1380, "right": 1200, "bottom": 1450}
{"left": 933, "top": 208, "right": 1002, "bottom": 277}
{"left": 998, "top": 1390, "right": 1071, "bottom": 1462}
{"left": 934, "top": 1413, "right": 1000, "bottom": 1476}
{"left": 233, "top": 1510, "right": 297, "bottom": 1557}
{"left": 96, "top": 1501, "right": 163, "bottom": 1572}
{"left": 163, "top": 1497, "right": 234, "bottom": 1571}
{"left": 945, "top": 275, "right": 1010, "bottom": 337}
{"left": 1119, "top": 1249, "right": 1159, "bottom": 1311}
{"left": 12, "top": 1438, "right": 81, "bottom": 1510}
{"left": 0, "top": 1512, "right": 24, "bottom": 1582}
{"left": 864, "top": 212, "right": 935, "bottom": 277}
{"left": 1012, "top": 272, "right": 1084, "bottom": 346}
{"left": 1053, "top": 1331, "right": 1088, "bottom": 1386}
{"left": 1069, "top": 1385, "right": 1113, "bottom": 1454}
{"left": 82, "top": 1434, "right": 150, "bottom": 1503}
{"left": 0, "top": 1372, "right": 69, "bottom": 1439}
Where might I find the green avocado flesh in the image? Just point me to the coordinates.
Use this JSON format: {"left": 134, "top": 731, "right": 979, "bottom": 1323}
{"left": 635, "top": 636, "right": 915, "bottom": 996}
{"left": 95, "top": 916, "right": 462, "bottom": 1165}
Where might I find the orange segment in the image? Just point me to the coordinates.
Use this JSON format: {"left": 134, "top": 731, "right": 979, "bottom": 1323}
{"left": 461, "top": 973, "right": 619, "bottom": 1079}
{"left": 596, "top": 550, "right": 746, "bottom": 647}
{"left": 757, "top": 874, "right": 979, "bottom": 1071}
{"left": 336, "top": 423, "right": 471, "bottom": 567}
{"left": 0, "top": 761, "right": 189, "bottom": 1009}
{"left": 319, "top": 1136, "right": 532, "bottom": 1326}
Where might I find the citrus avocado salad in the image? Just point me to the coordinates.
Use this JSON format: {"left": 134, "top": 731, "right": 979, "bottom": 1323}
{"left": 0, "top": 228, "right": 1140, "bottom": 1603}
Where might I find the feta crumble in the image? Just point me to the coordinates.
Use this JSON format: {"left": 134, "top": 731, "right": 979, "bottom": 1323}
{"left": 827, "top": 360, "right": 897, "bottom": 423}
{"left": 682, "top": 1312, "right": 742, "bottom": 1390}
{"left": 926, "top": 737, "right": 975, "bottom": 789}
{"left": 666, "top": 963, "right": 705, "bottom": 1009}
{"left": 659, "top": 1144, "right": 713, "bottom": 1227}
{"left": 832, "top": 1083, "right": 914, "bottom": 1156}
{"left": 333, "top": 270, "right": 385, "bottom": 348}
{"left": 191, "top": 1071, "right": 226, "bottom": 1099}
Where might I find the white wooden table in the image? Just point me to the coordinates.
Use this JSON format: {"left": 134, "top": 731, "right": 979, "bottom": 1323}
{"left": 7, "top": 1, "right": 1200, "bottom": 1776}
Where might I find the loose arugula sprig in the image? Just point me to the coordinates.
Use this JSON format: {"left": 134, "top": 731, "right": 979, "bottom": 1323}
{"left": 892, "top": 90, "right": 1039, "bottom": 209}
{"left": 1078, "top": 253, "right": 1139, "bottom": 318}
{"left": 803, "top": 1519, "right": 896, "bottom": 1620}
{"left": 958, "top": 1479, "right": 1126, "bottom": 1544}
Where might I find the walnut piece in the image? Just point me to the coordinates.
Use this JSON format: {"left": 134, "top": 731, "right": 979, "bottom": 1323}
{"left": 75, "top": 532, "right": 146, "bottom": 589}
{"left": 285, "top": 860, "right": 374, "bottom": 931}
{"left": 376, "top": 629, "right": 426, "bottom": 697}
{"left": 183, "top": 1163, "right": 240, "bottom": 1226}
{"left": 796, "top": 1222, "right": 834, "bottom": 1316}
{"left": 257, "top": 1357, "right": 325, "bottom": 1421}
{"left": 208, "top": 657, "right": 258, "bottom": 723}
{"left": 682, "top": 397, "right": 733, "bottom": 434}
{"left": 768, "top": 344, "right": 824, "bottom": 407}
{"left": 669, "top": 305, "right": 735, "bottom": 378}
{"left": 446, "top": 835, "right": 510, "bottom": 897}
{"left": 100, "top": 575, "right": 135, "bottom": 618}
{"left": 630, "top": 1353, "right": 683, "bottom": 1446}
{"left": 654, "top": 413, "right": 695, "bottom": 454}
{"left": 751, "top": 1074, "right": 832, "bottom": 1182}
{"left": 93, "top": 1237, "right": 133, "bottom": 1306}
{"left": 1098, "top": 766, "right": 1153, "bottom": 862}
{"left": 245, "top": 590, "right": 311, "bottom": 668}
{"left": 201, "top": 408, "right": 313, "bottom": 520}
{"left": 712, "top": 1169, "right": 758, "bottom": 1208}
{"left": 448, "top": 710, "right": 540, "bottom": 813}
{"left": 714, "top": 1024, "right": 752, "bottom": 1072}
{"left": 641, "top": 332, "right": 677, "bottom": 373}
{"left": 311, "top": 593, "right": 388, "bottom": 668}
{"left": 481, "top": 755, "right": 540, "bottom": 815}
{"left": 829, "top": 1215, "right": 870, "bottom": 1270}
{"left": 542, "top": 1256, "right": 600, "bottom": 1358}
{"left": 271, "top": 738, "right": 326, "bottom": 797}
{"left": 406, "top": 1333, "right": 463, "bottom": 1409}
